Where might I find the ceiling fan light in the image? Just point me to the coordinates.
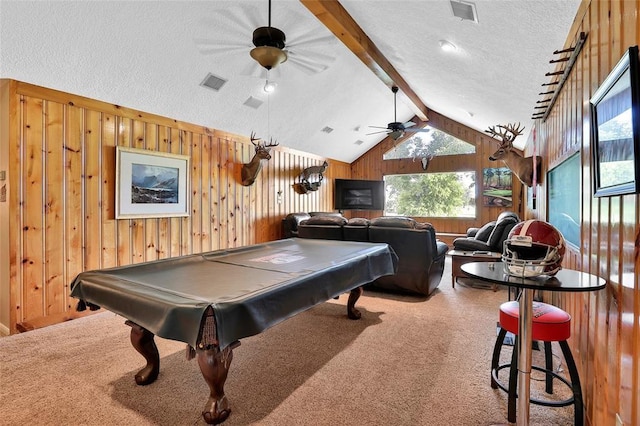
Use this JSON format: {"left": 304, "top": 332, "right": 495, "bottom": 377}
{"left": 263, "top": 80, "right": 277, "bottom": 93}
{"left": 390, "top": 129, "right": 404, "bottom": 140}
{"left": 250, "top": 46, "right": 288, "bottom": 70}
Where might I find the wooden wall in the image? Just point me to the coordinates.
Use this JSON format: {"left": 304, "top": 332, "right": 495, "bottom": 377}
{"left": 350, "top": 108, "right": 525, "bottom": 239}
{"left": 528, "top": 1, "right": 640, "bottom": 424}
{"left": 0, "top": 80, "right": 350, "bottom": 334}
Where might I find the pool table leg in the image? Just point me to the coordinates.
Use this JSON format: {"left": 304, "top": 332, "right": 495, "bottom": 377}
{"left": 125, "top": 320, "right": 160, "bottom": 385}
{"left": 197, "top": 341, "right": 240, "bottom": 425}
{"left": 347, "top": 286, "right": 363, "bottom": 320}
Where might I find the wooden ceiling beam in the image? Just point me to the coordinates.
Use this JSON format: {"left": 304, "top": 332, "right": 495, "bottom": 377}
{"left": 300, "top": 0, "right": 429, "bottom": 122}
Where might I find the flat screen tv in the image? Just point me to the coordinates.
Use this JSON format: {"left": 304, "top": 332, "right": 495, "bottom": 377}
{"left": 547, "top": 153, "right": 580, "bottom": 248}
{"left": 334, "top": 179, "right": 385, "bottom": 211}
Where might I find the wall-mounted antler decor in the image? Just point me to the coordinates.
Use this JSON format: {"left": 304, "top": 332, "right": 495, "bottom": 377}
{"left": 241, "top": 131, "right": 279, "bottom": 186}
{"left": 485, "top": 123, "right": 542, "bottom": 187}
{"left": 292, "top": 161, "right": 329, "bottom": 194}
{"left": 532, "top": 32, "right": 587, "bottom": 122}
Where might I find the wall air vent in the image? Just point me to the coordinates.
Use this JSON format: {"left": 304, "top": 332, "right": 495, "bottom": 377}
{"left": 243, "top": 96, "right": 263, "bottom": 109}
{"left": 200, "top": 73, "right": 228, "bottom": 91}
{"left": 450, "top": 0, "right": 478, "bottom": 23}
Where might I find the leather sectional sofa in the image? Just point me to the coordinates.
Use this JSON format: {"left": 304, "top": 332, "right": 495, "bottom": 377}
{"left": 281, "top": 213, "right": 449, "bottom": 297}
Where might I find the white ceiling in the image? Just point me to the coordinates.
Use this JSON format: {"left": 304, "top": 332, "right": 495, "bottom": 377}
{"left": 0, "top": 0, "right": 580, "bottom": 163}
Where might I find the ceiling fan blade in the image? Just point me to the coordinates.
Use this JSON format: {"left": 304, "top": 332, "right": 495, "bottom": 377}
{"left": 366, "top": 130, "right": 391, "bottom": 136}
{"left": 211, "top": 6, "right": 261, "bottom": 35}
{"left": 405, "top": 128, "right": 432, "bottom": 133}
{"left": 240, "top": 61, "right": 263, "bottom": 78}
{"left": 287, "top": 33, "right": 337, "bottom": 50}
{"left": 286, "top": 55, "right": 329, "bottom": 74}
{"left": 402, "top": 121, "right": 417, "bottom": 128}
{"left": 368, "top": 125, "right": 390, "bottom": 130}
{"left": 287, "top": 48, "right": 336, "bottom": 65}
{"left": 194, "top": 39, "right": 250, "bottom": 55}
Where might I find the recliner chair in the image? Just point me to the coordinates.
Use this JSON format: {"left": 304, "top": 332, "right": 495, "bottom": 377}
{"left": 453, "top": 211, "right": 520, "bottom": 253}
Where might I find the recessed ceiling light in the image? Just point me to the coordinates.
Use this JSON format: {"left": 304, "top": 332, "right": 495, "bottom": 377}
{"left": 439, "top": 40, "right": 457, "bottom": 52}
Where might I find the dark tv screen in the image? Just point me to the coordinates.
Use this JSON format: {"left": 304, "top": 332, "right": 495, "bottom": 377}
{"left": 547, "top": 153, "right": 580, "bottom": 247}
{"left": 334, "top": 179, "right": 384, "bottom": 211}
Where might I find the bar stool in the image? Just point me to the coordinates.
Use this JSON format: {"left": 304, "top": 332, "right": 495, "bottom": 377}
{"left": 490, "top": 300, "right": 583, "bottom": 425}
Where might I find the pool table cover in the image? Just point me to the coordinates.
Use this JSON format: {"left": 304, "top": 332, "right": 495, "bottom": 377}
{"left": 70, "top": 238, "right": 397, "bottom": 349}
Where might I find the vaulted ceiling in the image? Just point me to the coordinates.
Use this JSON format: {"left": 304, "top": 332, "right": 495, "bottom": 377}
{"left": 0, "top": 0, "right": 581, "bottom": 163}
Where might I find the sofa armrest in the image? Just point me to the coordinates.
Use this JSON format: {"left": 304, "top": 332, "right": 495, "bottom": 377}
{"left": 452, "top": 237, "right": 493, "bottom": 252}
{"left": 282, "top": 212, "right": 311, "bottom": 238}
{"left": 435, "top": 241, "right": 449, "bottom": 259}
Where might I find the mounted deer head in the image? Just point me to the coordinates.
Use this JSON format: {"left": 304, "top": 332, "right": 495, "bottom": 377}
{"left": 485, "top": 122, "right": 542, "bottom": 187}
{"left": 241, "top": 132, "right": 279, "bottom": 186}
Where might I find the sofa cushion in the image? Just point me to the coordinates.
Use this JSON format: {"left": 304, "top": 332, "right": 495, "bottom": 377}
{"left": 486, "top": 216, "right": 520, "bottom": 251}
{"left": 347, "top": 217, "right": 370, "bottom": 226}
{"left": 369, "top": 216, "right": 416, "bottom": 229}
{"left": 474, "top": 221, "right": 496, "bottom": 242}
{"left": 301, "top": 215, "right": 348, "bottom": 226}
{"left": 415, "top": 222, "right": 434, "bottom": 230}
{"left": 309, "top": 211, "right": 344, "bottom": 218}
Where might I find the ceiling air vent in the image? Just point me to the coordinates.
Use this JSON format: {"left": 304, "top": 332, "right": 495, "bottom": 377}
{"left": 243, "top": 96, "right": 263, "bottom": 109}
{"left": 200, "top": 73, "right": 228, "bottom": 91}
{"left": 354, "top": 139, "right": 364, "bottom": 146}
{"left": 450, "top": 0, "right": 478, "bottom": 23}
{"left": 321, "top": 126, "right": 334, "bottom": 134}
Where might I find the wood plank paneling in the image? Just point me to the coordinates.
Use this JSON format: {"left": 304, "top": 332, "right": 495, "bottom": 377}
{"left": 1, "top": 80, "right": 350, "bottom": 335}
{"left": 351, "top": 109, "right": 524, "bottom": 231}
{"left": 524, "top": 2, "right": 640, "bottom": 424}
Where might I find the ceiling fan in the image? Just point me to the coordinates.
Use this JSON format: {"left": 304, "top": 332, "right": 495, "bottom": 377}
{"left": 194, "top": 0, "right": 335, "bottom": 78}
{"left": 368, "top": 86, "right": 431, "bottom": 140}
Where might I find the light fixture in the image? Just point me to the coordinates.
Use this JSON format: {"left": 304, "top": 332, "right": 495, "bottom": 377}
{"left": 439, "top": 39, "right": 457, "bottom": 52}
{"left": 249, "top": 1, "right": 288, "bottom": 70}
{"left": 263, "top": 79, "right": 277, "bottom": 93}
{"left": 390, "top": 129, "right": 405, "bottom": 140}
{"left": 250, "top": 45, "right": 288, "bottom": 70}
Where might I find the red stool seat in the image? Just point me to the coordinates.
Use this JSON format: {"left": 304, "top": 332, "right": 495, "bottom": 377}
{"left": 499, "top": 300, "right": 571, "bottom": 341}
{"left": 491, "top": 300, "right": 583, "bottom": 425}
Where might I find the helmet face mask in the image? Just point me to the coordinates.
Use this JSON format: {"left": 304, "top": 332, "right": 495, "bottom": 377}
{"left": 501, "top": 220, "right": 566, "bottom": 277}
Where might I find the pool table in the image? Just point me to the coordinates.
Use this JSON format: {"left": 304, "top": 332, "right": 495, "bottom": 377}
{"left": 70, "top": 238, "right": 397, "bottom": 424}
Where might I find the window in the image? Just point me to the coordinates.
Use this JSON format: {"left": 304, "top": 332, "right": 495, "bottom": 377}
{"left": 384, "top": 172, "right": 476, "bottom": 217}
{"left": 383, "top": 125, "right": 475, "bottom": 160}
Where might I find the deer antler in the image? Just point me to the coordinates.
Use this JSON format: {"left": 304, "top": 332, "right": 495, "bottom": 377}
{"left": 250, "top": 131, "right": 262, "bottom": 147}
{"left": 264, "top": 138, "right": 279, "bottom": 148}
{"left": 485, "top": 122, "right": 524, "bottom": 146}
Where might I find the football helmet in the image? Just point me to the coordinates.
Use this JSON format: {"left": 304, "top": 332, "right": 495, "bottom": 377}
{"left": 502, "top": 220, "right": 566, "bottom": 277}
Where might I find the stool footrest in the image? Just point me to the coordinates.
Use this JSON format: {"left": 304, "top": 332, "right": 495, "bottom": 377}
{"left": 492, "top": 363, "right": 576, "bottom": 408}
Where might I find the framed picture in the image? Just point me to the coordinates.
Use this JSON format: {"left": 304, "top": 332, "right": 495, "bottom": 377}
{"left": 482, "top": 167, "right": 512, "bottom": 207}
{"left": 590, "top": 45, "right": 640, "bottom": 197}
{"left": 116, "top": 147, "right": 190, "bottom": 219}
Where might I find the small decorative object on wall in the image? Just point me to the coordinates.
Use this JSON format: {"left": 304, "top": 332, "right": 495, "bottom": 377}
{"left": 241, "top": 131, "right": 279, "bottom": 186}
{"left": 482, "top": 167, "right": 512, "bottom": 207}
{"left": 590, "top": 45, "right": 640, "bottom": 197}
{"left": 485, "top": 122, "right": 542, "bottom": 187}
{"left": 116, "top": 147, "right": 190, "bottom": 219}
{"left": 293, "top": 161, "right": 329, "bottom": 194}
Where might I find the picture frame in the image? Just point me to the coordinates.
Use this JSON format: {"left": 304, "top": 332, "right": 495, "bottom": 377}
{"left": 482, "top": 167, "right": 512, "bottom": 207}
{"left": 116, "top": 146, "right": 190, "bottom": 219}
{"left": 590, "top": 45, "right": 640, "bottom": 197}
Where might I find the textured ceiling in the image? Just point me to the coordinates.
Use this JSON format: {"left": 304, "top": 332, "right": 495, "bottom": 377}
{"left": 0, "top": 0, "right": 581, "bottom": 163}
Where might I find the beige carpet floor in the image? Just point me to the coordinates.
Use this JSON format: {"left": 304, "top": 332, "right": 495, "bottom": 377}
{"left": 0, "top": 258, "right": 575, "bottom": 425}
